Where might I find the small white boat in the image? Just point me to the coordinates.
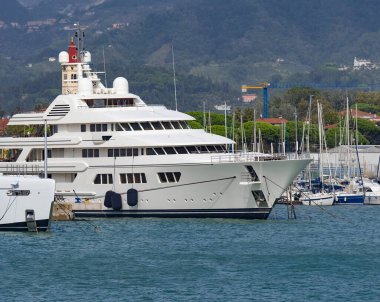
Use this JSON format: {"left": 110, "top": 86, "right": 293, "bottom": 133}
{"left": 0, "top": 176, "right": 55, "bottom": 232}
{"left": 300, "top": 192, "right": 334, "bottom": 206}
{"left": 363, "top": 180, "right": 380, "bottom": 205}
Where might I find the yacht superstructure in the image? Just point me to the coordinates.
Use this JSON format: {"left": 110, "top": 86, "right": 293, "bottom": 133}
{"left": 0, "top": 34, "right": 311, "bottom": 219}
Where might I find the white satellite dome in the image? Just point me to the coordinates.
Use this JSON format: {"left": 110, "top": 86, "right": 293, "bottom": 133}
{"left": 81, "top": 51, "right": 91, "bottom": 63}
{"left": 113, "top": 77, "right": 129, "bottom": 94}
{"left": 78, "top": 78, "right": 93, "bottom": 95}
{"left": 58, "top": 51, "right": 69, "bottom": 63}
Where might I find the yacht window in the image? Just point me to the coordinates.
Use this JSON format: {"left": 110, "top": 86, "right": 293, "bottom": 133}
{"left": 186, "top": 146, "right": 198, "bottom": 154}
{"left": 164, "top": 147, "right": 176, "bottom": 155}
{"left": 102, "top": 174, "right": 107, "bottom": 183}
{"left": 90, "top": 124, "right": 95, "bottom": 132}
{"left": 102, "top": 124, "right": 107, "bottom": 131}
{"left": 116, "top": 123, "right": 124, "bottom": 131}
{"left": 161, "top": 122, "right": 172, "bottom": 130}
{"left": 157, "top": 172, "right": 181, "bottom": 183}
{"left": 215, "top": 145, "right": 223, "bottom": 152}
{"left": 83, "top": 149, "right": 99, "bottom": 158}
{"left": 85, "top": 99, "right": 94, "bottom": 107}
{"left": 111, "top": 124, "right": 114, "bottom": 131}
{"left": 114, "top": 149, "right": 120, "bottom": 157}
{"left": 94, "top": 174, "right": 113, "bottom": 184}
{"left": 154, "top": 148, "right": 165, "bottom": 155}
{"left": 179, "top": 121, "right": 189, "bottom": 129}
{"left": 126, "top": 148, "right": 139, "bottom": 157}
{"left": 130, "top": 123, "right": 142, "bottom": 131}
{"left": 166, "top": 173, "right": 175, "bottom": 183}
{"left": 51, "top": 125, "right": 58, "bottom": 135}
{"left": 199, "top": 146, "right": 208, "bottom": 153}
{"left": 171, "top": 121, "right": 181, "bottom": 129}
{"left": 207, "top": 145, "right": 217, "bottom": 152}
{"left": 140, "top": 122, "right": 153, "bottom": 130}
{"left": 121, "top": 123, "right": 132, "bottom": 131}
{"left": 96, "top": 124, "right": 102, "bottom": 132}
{"left": 108, "top": 149, "right": 113, "bottom": 157}
{"left": 174, "top": 172, "right": 181, "bottom": 182}
{"left": 151, "top": 122, "right": 163, "bottom": 130}
{"left": 120, "top": 173, "right": 147, "bottom": 184}
{"left": 158, "top": 172, "right": 167, "bottom": 183}
{"left": 120, "top": 149, "right": 126, "bottom": 156}
{"left": 146, "top": 148, "right": 156, "bottom": 155}
{"left": 94, "top": 174, "right": 101, "bottom": 184}
{"left": 175, "top": 146, "right": 188, "bottom": 154}
{"left": 134, "top": 174, "right": 141, "bottom": 183}
{"left": 81, "top": 124, "right": 86, "bottom": 132}
{"left": 141, "top": 174, "right": 147, "bottom": 183}
{"left": 127, "top": 173, "right": 134, "bottom": 183}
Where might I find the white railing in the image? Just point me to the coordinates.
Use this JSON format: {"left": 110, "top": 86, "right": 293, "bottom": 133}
{"left": 210, "top": 152, "right": 286, "bottom": 164}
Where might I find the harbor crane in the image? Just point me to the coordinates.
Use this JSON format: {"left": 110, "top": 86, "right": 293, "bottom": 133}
{"left": 241, "top": 81, "right": 380, "bottom": 119}
{"left": 241, "top": 82, "right": 270, "bottom": 118}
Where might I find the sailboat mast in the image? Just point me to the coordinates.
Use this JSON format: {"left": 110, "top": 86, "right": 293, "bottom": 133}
{"left": 172, "top": 44, "right": 178, "bottom": 111}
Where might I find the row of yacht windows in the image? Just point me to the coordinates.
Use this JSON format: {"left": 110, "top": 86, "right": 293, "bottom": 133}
{"left": 23, "top": 145, "right": 228, "bottom": 162}
{"left": 93, "top": 172, "right": 179, "bottom": 184}
{"left": 146, "top": 145, "right": 226, "bottom": 155}
{"left": 81, "top": 121, "right": 191, "bottom": 132}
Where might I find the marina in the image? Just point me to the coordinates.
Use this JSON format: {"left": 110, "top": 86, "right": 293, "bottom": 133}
{"left": 1, "top": 1, "right": 380, "bottom": 301}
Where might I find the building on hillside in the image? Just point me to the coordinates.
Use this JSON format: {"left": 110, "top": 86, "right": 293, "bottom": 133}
{"left": 339, "top": 109, "right": 380, "bottom": 123}
{"left": 241, "top": 94, "right": 257, "bottom": 103}
{"left": 353, "top": 57, "right": 378, "bottom": 70}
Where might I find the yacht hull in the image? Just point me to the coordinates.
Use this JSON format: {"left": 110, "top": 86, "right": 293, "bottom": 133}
{"left": 0, "top": 219, "right": 50, "bottom": 232}
{"left": 68, "top": 157, "right": 311, "bottom": 219}
{"left": 0, "top": 176, "right": 55, "bottom": 232}
{"left": 74, "top": 207, "right": 271, "bottom": 219}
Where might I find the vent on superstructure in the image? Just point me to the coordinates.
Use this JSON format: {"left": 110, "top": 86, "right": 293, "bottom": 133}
{"left": 47, "top": 104, "right": 70, "bottom": 117}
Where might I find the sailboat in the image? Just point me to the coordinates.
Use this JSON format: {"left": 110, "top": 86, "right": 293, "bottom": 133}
{"left": 334, "top": 100, "right": 364, "bottom": 204}
{"left": 300, "top": 101, "right": 334, "bottom": 206}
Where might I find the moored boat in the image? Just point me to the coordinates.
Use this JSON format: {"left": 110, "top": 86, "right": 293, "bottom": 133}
{"left": 300, "top": 192, "right": 334, "bottom": 206}
{"left": 0, "top": 29, "right": 311, "bottom": 219}
{"left": 0, "top": 176, "right": 55, "bottom": 232}
{"left": 363, "top": 179, "right": 380, "bottom": 205}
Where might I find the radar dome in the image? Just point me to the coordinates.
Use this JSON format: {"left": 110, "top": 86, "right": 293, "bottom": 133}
{"left": 78, "top": 78, "right": 93, "bottom": 95}
{"left": 59, "top": 51, "right": 69, "bottom": 63}
{"left": 81, "top": 51, "right": 91, "bottom": 63}
{"left": 113, "top": 77, "right": 129, "bottom": 94}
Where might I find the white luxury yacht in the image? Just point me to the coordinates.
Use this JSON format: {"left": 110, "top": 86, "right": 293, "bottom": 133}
{"left": 0, "top": 33, "right": 310, "bottom": 219}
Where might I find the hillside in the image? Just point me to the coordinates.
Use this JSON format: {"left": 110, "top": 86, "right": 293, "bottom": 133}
{"left": 1, "top": 0, "right": 380, "bottom": 113}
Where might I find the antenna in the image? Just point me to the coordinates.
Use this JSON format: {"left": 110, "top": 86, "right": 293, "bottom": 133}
{"left": 172, "top": 44, "right": 178, "bottom": 111}
{"left": 103, "top": 46, "right": 108, "bottom": 88}
{"left": 44, "top": 119, "right": 48, "bottom": 179}
{"left": 73, "top": 22, "right": 87, "bottom": 60}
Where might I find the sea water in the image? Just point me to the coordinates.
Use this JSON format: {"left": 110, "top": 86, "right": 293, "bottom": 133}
{"left": 1, "top": 205, "right": 380, "bottom": 302}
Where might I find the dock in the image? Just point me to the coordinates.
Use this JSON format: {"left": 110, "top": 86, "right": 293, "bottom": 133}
{"left": 52, "top": 202, "right": 103, "bottom": 221}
